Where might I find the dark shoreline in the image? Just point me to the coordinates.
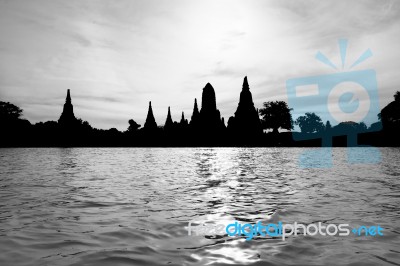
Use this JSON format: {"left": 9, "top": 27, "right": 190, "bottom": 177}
{"left": 2, "top": 131, "right": 399, "bottom": 148}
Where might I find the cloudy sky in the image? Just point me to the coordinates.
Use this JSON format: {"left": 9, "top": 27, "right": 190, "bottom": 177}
{"left": 0, "top": 0, "right": 399, "bottom": 130}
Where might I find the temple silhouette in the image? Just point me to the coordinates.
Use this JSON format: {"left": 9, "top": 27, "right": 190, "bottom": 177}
{"left": 1, "top": 76, "right": 399, "bottom": 147}
{"left": 198, "top": 82, "right": 225, "bottom": 132}
{"left": 227, "top": 76, "right": 263, "bottom": 143}
{"left": 58, "top": 89, "right": 77, "bottom": 127}
{"left": 144, "top": 101, "right": 158, "bottom": 130}
{"left": 190, "top": 98, "right": 200, "bottom": 129}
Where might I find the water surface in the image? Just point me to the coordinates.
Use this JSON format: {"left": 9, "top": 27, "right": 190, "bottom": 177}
{"left": 0, "top": 148, "right": 399, "bottom": 265}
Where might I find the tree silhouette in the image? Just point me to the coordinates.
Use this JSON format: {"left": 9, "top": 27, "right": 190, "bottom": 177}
{"left": 358, "top": 122, "right": 367, "bottom": 131}
{"left": 0, "top": 101, "right": 23, "bottom": 120}
{"left": 295, "top": 112, "right": 324, "bottom": 133}
{"left": 75, "top": 118, "right": 92, "bottom": 131}
{"left": 128, "top": 119, "right": 141, "bottom": 132}
{"left": 394, "top": 91, "right": 400, "bottom": 102}
{"left": 332, "top": 121, "right": 368, "bottom": 134}
{"left": 380, "top": 91, "right": 400, "bottom": 130}
{"left": 259, "top": 101, "right": 293, "bottom": 134}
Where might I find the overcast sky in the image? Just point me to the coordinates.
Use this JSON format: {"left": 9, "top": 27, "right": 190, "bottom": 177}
{"left": 0, "top": 0, "right": 399, "bottom": 130}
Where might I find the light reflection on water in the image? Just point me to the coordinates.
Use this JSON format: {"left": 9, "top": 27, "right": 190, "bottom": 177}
{"left": 0, "top": 148, "right": 399, "bottom": 266}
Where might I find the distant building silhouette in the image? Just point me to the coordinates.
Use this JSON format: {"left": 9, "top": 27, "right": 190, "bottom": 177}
{"left": 164, "top": 106, "right": 174, "bottom": 131}
{"left": 198, "top": 83, "right": 225, "bottom": 132}
{"left": 227, "top": 76, "right": 262, "bottom": 137}
{"left": 201, "top": 83, "right": 217, "bottom": 112}
{"left": 144, "top": 101, "right": 157, "bottom": 130}
{"left": 58, "top": 89, "right": 77, "bottom": 126}
{"left": 180, "top": 111, "right": 188, "bottom": 126}
{"left": 190, "top": 99, "right": 200, "bottom": 126}
{"left": 5, "top": 77, "right": 400, "bottom": 147}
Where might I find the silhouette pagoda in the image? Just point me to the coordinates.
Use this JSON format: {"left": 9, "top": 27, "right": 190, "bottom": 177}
{"left": 198, "top": 83, "right": 224, "bottom": 131}
{"left": 227, "top": 76, "right": 262, "bottom": 137}
{"left": 144, "top": 101, "right": 157, "bottom": 130}
{"left": 180, "top": 111, "right": 188, "bottom": 126}
{"left": 190, "top": 99, "right": 200, "bottom": 125}
{"left": 58, "top": 89, "right": 77, "bottom": 126}
{"left": 164, "top": 106, "right": 174, "bottom": 131}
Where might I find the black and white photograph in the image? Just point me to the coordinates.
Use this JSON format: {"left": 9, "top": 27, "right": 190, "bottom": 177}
{"left": 0, "top": 0, "right": 399, "bottom": 265}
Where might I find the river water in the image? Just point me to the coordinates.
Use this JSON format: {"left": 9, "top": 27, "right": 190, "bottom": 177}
{"left": 0, "top": 148, "right": 399, "bottom": 266}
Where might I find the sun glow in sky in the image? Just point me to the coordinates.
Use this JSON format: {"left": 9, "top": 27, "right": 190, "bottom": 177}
{"left": 0, "top": 0, "right": 399, "bottom": 130}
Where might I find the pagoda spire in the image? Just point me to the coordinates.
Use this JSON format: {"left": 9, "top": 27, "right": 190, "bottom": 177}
{"left": 164, "top": 106, "right": 174, "bottom": 130}
{"left": 190, "top": 98, "right": 200, "bottom": 125}
{"left": 227, "top": 76, "right": 262, "bottom": 136}
{"left": 238, "top": 76, "right": 254, "bottom": 107}
{"left": 66, "top": 89, "right": 71, "bottom": 103}
{"left": 58, "top": 89, "right": 76, "bottom": 125}
{"left": 242, "top": 76, "right": 249, "bottom": 91}
{"left": 201, "top": 83, "right": 217, "bottom": 112}
{"left": 180, "top": 111, "right": 188, "bottom": 126}
{"left": 144, "top": 101, "right": 157, "bottom": 129}
{"left": 167, "top": 107, "right": 172, "bottom": 120}
{"left": 193, "top": 99, "right": 199, "bottom": 114}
